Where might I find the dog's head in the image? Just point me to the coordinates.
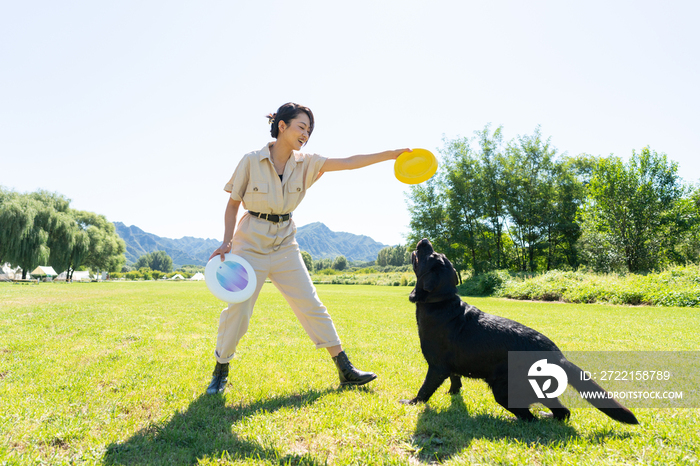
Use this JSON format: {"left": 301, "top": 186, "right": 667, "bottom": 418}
{"left": 409, "top": 238, "right": 459, "bottom": 303}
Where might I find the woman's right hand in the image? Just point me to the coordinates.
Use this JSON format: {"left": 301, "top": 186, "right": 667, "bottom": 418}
{"left": 209, "top": 242, "right": 232, "bottom": 262}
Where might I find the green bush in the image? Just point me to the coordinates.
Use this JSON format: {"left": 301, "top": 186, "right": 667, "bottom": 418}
{"left": 494, "top": 265, "right": 699, "bottom": 307}
{"left": 458, "top": 270, "right": 511, "bottom": 296}
{"left": 125, "top": 271, "right": 141, "bottom": 280}
{"left": 312, "top": 263, "right": 699, "bottom": 307}
{"left": 399, "top": 273, "right": 416, "bottom": 287}
{"left": 374, "top": 265, "right": 412, "bottom": 273}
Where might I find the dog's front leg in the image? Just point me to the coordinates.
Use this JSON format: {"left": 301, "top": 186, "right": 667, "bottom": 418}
{"left": 400, "top": 366, "right": 449, "bottom": 404}
{"left": 448, "top": 374, "right": 462, "bottom": 394}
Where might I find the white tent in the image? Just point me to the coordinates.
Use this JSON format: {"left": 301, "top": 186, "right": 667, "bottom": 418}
{"left": 31, "top": 266, "right": 58, "bottom": 277}
{"left": 190, "top": 272, "right": 205, "bottom": 281}
{"left": 171, "top": 274, "right": 185, "bottom": 280}
{"left": 56, "top": 270, "right": 92, "bottom": 282}
{"left": 72, "top": 271, "right": 92, "bottom": 282}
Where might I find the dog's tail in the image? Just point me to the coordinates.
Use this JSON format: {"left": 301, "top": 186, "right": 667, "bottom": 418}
{"left": 561, "top": 359, "right": 639, "bottom": 425}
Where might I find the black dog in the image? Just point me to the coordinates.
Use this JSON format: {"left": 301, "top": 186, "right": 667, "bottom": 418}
{"left": 402, "top": 238, "right": 638, "bottom": 425}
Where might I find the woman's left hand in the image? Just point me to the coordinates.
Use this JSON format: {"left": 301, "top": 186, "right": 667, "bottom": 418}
{"left": 388, "top": 148, "right": 412, "bottom": 160}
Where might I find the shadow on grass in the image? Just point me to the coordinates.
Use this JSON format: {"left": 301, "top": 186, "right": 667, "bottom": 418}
{"left": 409, "top": 394, "right": 624, "bottom": 464}
{"left": 104, "top": 389, "right": 334, "bottom": 466}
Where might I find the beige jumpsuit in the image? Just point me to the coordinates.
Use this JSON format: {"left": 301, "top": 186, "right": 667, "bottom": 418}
{"left": 215, "top": 143, "right": 342, "bottom": 363}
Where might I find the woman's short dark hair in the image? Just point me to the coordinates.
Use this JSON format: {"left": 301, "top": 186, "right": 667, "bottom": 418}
{"left": 267, "top": 102, "right": 315, "bottom": 140}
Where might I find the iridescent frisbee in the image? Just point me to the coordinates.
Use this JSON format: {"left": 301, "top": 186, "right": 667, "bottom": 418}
{"left": 204, "top": 254, "right": 257, "bottom": 303}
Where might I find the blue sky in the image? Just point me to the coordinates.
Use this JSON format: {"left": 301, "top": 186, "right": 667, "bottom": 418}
{"left": 2, "top": 1, "right": 699, "bottom": 248}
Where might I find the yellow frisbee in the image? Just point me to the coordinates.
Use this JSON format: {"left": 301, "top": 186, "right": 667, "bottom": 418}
{"left": 394, "top": 149, "right": 438, "bottom": 184}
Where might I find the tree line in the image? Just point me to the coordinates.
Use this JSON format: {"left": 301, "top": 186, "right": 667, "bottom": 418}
{"left": 0, "top": 188, "right": 126, "bottom": 279}
{"left": 299, "top": 252, "right": 350, "bottom": 272}
{"left": 376, "top": 245, "right": 411, "bottom": 267}
{"left": 406, "top": 126, "right": 700, "bottom": 279}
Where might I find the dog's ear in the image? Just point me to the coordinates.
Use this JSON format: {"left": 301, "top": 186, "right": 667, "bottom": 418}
{"left": 417, "top": 254, "right": 440, "bottom": 294}
{"left": 421, "top": 269, "right": 439, "bottom": 293}
{"left": 409, "top": 277, "right": 437, "bottom": 303}
{"left": 409, "top": 254, "right": 437, "bottom": 303}
{"left": 416, "top": 253, "right": 438, "bottom": 278}
{"left": 442, "top": 256, "right": 459, "bottom": 286}
{"left": 410, "top": 252, "right": 459, "bottom": 303}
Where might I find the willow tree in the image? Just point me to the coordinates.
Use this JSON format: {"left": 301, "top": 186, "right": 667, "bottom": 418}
{"left": 73, "top": 210, "right": 126, "bottom": 272}
{"left": 0, "top": 195, "right": 49, "bottom": 278}
{"left": 46, "top": 211, "right": 79, "bottom": 275}
{"left": 67, "top": 230, "right": 90, "bottom": 281}
{"left": 0, "top": 189, "right": 123, "bottom": 279}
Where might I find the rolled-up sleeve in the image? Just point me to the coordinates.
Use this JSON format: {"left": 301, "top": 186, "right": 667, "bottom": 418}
{"left": 303, "top": 153, "right": 328, "bottom": 189}
{"left": 224, "top": 155, "right": 250, "bottom": 201}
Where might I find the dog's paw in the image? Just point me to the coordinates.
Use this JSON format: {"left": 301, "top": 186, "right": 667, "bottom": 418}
{"left": 399, "top": 398, "right": 419, "bottom": 405}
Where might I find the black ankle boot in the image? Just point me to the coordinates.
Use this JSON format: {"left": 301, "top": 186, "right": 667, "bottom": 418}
{"left": 332, "top": 351, "right": 377, "bottom": 387}
{"left": 206, "top": 362, "right": 229, "bottom": 394}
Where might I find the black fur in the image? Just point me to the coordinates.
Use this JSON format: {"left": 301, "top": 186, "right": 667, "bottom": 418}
{"left": 403, "top": 238, "right": 639, "bottom": 425}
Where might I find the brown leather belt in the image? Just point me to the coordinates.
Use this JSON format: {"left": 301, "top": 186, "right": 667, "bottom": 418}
{"left": 248, "top": 211, "right": 292, "bottom": 223}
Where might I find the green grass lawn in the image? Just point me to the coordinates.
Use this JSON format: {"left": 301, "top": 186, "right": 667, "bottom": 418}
{"left": 1, "top": 281, "right": 699, "bottom": 465}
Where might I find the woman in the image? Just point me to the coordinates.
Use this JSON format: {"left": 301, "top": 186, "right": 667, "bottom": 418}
{"left": 206, "top": 102, "right": 409, "bottom": 394}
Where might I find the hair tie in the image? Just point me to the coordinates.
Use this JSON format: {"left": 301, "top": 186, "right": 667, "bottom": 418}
{"left": 266, "top": 113, "right": 277, "bottom": 125}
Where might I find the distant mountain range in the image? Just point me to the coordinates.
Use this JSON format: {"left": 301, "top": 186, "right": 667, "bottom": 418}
{"left": 113, "top": 221, "right": 388, "bottom": 268}
{"left": 114, "top": 222, "right": 221, "bottom": 269}
{"left": 295, "top": 222, "right": 387, "bottom": 262}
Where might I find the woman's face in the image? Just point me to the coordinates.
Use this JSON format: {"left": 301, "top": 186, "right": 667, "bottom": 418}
{"left": 279, "top": 113, "right": 311, "bottom": 150}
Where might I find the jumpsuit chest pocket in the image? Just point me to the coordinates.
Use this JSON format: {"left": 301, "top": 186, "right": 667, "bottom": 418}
{"left": 247, "top": 181, "right": 269, "bottom": 194}
{"left": 245, "top": 181, "right": 269, "bottom": 212}
{"left": 287, "top": 182, "right": 303, "bottom": 194}
{"left": 286, "top": 180, "right": 304, "bottom": 206}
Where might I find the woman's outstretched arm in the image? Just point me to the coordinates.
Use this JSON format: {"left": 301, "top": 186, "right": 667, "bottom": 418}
{"left": 320, "top": 148, "right": 410, "bottom": 172}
